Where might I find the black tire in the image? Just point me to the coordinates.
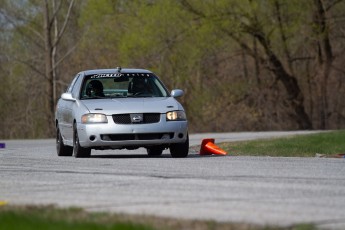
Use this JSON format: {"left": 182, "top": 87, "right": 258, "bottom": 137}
{"left": 73, "top": 123, "right": 91, "bottom": 158}
{"left": 147, "top": 146, "right": 164, "bottom": 157}
{"left": 170, "top": 134, "right": 189, "bottom": 158}
{"left": 56, "top": 126, "right": 73, "bottom": 156}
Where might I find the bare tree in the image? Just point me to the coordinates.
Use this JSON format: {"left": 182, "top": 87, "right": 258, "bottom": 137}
{"left": 43, "top": 0, "right": 75, "bottom": 136}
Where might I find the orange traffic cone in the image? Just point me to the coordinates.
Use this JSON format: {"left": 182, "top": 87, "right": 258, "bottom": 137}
{"left": 199, "top": 139, "right": 227, "bottom": 156}
{"left": 199, "top": 139, "right": 215, "bottom": 155}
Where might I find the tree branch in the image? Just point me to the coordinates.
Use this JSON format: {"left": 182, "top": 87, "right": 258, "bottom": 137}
{"left": 53, "top": 0, "right": 75, "bottom": 48}
{"left": 325, "top": 0, "right": 344, "bottom": 11}
{"left": 53, "top": 43, "right": 77, "bottom": 71}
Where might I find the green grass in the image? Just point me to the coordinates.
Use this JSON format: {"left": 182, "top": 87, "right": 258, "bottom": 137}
{"left": 219, "top": 130, "right": 345, "bottom": 157}
{"left": 0, "top": 205, "right": 316, "bottom": 230}
{"left": 0, "top": 206, "right": 152, "bottom": 230}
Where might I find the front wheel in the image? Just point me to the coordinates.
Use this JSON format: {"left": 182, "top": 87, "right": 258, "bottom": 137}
{"left": 170, "top": 135, "right": 189, "bottom": 158}
{"left": 73, "top": 124, "right": 91, "bottom": 158}
{"left": 56, "top": 126, "right": 73, "bottom": 156}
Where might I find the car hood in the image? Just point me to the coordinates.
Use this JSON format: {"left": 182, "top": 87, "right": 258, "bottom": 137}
{"left": 80, "top": 97, "right": 182, "bottom": 115}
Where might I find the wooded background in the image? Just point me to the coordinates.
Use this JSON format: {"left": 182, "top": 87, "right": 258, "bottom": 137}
{"left": 1, "top": 0, "right": 345, "bottom": 139}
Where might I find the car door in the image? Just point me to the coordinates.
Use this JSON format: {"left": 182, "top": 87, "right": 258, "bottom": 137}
{"left": 59, "top": 74, "right": 82, "bottom": 142}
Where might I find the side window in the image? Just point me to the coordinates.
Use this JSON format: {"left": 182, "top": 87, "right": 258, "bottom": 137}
{"left": 71, "top": 74, "right": 84, "bottom": 98}
{"left": 66, "top": 74, "right": 80, "bottom": 93}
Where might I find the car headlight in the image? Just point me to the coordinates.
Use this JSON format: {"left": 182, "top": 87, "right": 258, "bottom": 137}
{"left": 81, "top": 113, "right": 108, "bottom": 124}
{"left": 166, "top": 111, "right": 186, "bottom": 121}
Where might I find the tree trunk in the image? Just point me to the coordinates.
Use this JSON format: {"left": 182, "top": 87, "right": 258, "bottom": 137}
{"left": 43, "top": 0, "right": 54, "bottom": 136}
{"left": 253, "top": 32, "right": 313, "bottom": 129}
{"left": 313, "top": 0, "right": 333, "bottom": 130}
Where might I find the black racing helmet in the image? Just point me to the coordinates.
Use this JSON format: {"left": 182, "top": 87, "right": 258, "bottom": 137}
{"left": 86, "top": 80, "right": 104, "bottom": 97}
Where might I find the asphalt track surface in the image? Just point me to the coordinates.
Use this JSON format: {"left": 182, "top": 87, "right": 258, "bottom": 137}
{"left": 1, "top": 131, "right": 345, "bottom": 229}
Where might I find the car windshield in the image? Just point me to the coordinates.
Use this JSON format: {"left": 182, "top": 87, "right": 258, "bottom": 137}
{"left": 80, "top": 73, "right": 169, "bottom": 99}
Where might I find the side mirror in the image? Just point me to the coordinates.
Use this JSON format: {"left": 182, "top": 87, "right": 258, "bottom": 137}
{"left": 61, "top": 93, "right": 76, "bottom": 101}
{"left": 171, "top": 89, "right": 184, "bottom": 98}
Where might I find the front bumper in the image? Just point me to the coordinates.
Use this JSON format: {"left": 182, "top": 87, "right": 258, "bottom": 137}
{"left": 77, "top": 114, "right": 188, "bottom": 149}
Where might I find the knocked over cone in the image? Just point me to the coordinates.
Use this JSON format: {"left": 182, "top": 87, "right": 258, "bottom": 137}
{"left": 200, "top": 138, "right": 227, "bottom": 156}
{"left": 315, "top": 153, "right": 345, "bottom": 158}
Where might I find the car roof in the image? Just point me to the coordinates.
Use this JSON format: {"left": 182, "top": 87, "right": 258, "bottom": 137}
{"left": 81, "top": 68, "right": 153, "bottom": 76}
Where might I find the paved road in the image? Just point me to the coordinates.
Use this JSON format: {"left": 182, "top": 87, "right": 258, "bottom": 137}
{"left": 1, "top": 131, "right": 345, "bottom": 229}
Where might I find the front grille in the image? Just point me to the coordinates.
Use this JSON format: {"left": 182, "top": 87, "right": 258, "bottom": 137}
{"left": 144, "top": 113, "right": 161, "bottom": 123}
{"left": 101, "top": 133, "right": 174, "bottom": 141}
{"left": 113, "top": 114, "right": 131, "bottom": 124}
{"left": 112, "top": 113, "right": 160, "bottom": 124}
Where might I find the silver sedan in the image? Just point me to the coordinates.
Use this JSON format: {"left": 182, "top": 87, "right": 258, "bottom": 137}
{"left": 55, "top": 68, "right": 189, "bottom": 158}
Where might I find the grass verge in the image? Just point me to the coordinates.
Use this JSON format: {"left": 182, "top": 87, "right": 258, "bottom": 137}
{"left": 218, "top": 130, "right": 345, "bottom": 157}
{"left": 0, "top": 205, "right": 316, "bottom": 230}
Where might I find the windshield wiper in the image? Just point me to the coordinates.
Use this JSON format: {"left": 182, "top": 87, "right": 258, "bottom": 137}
{"left": 110, "top": 95, "right": 127, "bottom": 98}
{"left": 82, "top": 96, "right": 106, "bottom": 100}
{"left": 127, "top": 94, "right": 154, "bottom": 98}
